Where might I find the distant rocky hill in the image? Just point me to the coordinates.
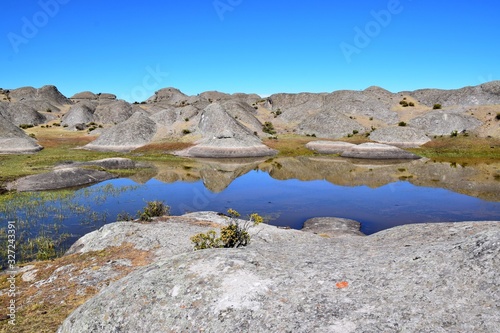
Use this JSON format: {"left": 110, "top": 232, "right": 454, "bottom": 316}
{"left": 1, "top": 82, "right": 499, "bottom": 155}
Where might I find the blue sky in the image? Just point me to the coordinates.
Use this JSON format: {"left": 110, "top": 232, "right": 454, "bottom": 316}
{"left": 1, "top": 0, "right": 499, "bottom": 101}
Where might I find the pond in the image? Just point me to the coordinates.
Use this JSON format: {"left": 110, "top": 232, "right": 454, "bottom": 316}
{"left": 1, "top": 156, "right": 499, "bottom": 265}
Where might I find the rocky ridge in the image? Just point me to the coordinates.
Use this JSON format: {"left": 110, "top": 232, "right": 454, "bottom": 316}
{"left": 0, "top": 82, "right": 499, "bottom": 155}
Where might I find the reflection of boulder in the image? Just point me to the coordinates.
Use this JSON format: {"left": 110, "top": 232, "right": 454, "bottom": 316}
{"left": 407, "top": 161, "right": 500, "bottom": 202}
{"left": 84, "top": 113, "right": 157, "bottom": 152}
{"left": 199, "top": 159, "right": 264, "bottom": 193}
{"left": 0, "top": 114, "right": 43, "bottom": 154}
{"left": 341, "top": 143, "right": 421, "bottom": 160}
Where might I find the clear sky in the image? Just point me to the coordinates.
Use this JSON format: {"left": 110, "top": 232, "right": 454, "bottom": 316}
{"left": 1, "top": 0, "right": 499, "bottom": 102}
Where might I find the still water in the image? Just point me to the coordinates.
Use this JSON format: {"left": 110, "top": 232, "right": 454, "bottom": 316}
{"left": 1, "top": 156, "right": 499, "bottom": 260}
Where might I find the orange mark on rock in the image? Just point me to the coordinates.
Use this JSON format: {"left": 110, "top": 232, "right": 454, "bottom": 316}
{"left": 336, "top": 281, "right": 349, "bottom": 289}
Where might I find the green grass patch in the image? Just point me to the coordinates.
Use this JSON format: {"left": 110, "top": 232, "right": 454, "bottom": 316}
{"left": 408, "top": 136, "right": 500, "bottom": 163}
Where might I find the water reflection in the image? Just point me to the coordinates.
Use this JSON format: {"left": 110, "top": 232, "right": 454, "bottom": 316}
{"left": 138, "top": 157, "right": 500, "bottom": 202}
{"left": 1, "top": 156, "right": 499, "bottom": 264}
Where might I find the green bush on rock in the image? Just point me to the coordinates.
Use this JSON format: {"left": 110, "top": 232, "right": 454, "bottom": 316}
{"left": 138, "top": 201, "right": 169, "bottom": 222}
{"left": 191, "top": 209, "right": 263, "bottom": 250}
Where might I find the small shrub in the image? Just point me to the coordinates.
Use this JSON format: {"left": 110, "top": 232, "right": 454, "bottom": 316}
{"left": 433, "top": 104, "right": 442, "bottom": 110}
{"left": 399, "top": 100, "right": 409, "bottom": 107}
{"left": 184, "top": 117, "right": 189, "bottom": 122}
{"left": 496, "top": 113, "right": 500, "bottom": 120}
{"left": 46, "top": 108, "right": 52, "bottom": 112}
{"left": 398, "top": 121, "right": 407, "bottom": 127}
{"left": 19, "top": 124, "right": 34, "bottom": 129}
{"left": 450, "top": 130, "right": 458, "bottom": 137}
{"left": 182, "top": 129, "right": 191, "bottom": 135}
{"left": 29, "top": 133, "right": 36, "bottom": 138}
{"left": 253, "top": 131, "right": 258, "bottom": 136}
{"left": 138, "top": 201, "right": 169, "bottom": 222}
{"left": 352, "top": 130, "right": 359, "bottom": 135}
{"left": 53, "top": 122, "right": 61, "bottom": 127}
{"left": 63, "top": 124, "right": 68, "bottom": 128}
{"left": 311, "top": 133, "right": 316, "bottom": 137}
{"left": 409, "top": 102, "right": 415, "bottom": 107}
{"left": 369, "top": 117, "right": 373, "bottom": 121}
{"left": 191, "top": 209, "right": 263, "bottom": 250}
{"left": 262, "top": 121, "right": 276, "bottom": 135}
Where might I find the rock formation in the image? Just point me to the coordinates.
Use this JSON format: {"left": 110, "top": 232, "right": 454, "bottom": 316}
{"left": 57, "top": 213, "right": 500, "bottom": 333}
{"left": 176, "top": 103, "right": 276, "bottom": 158}
{"left": 6, "top": 167, "right": 116, "bottom": 191}
{"left": 341, "top": 143, "right": 421, "bottom": 159}
{"left": 369, "top": 126, "right": 431, "bottom": 147}
{"left": 0, "top": 114, "right": 43, "bottom": 154}
{"left": 84, "top": 112, "right": 157, "bottom": 152}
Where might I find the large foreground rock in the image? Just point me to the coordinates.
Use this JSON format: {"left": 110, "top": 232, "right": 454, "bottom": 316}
{"left": 84, "top": 112, "right": 157, "bottom": 152}
{"left": 0, "top": 114, "right": 43, "bottom": 154}
{"left": 341, "top": 142, "right": 421, "bottom": 159}
{"left": 6, "top": 167, "right": 117, "bottom": 191}
{"left": 58, "top": 219, "right": 499, "bottom": 332}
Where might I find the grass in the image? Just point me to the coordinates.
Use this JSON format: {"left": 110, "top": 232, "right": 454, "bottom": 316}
{"left": 409, "top": 135, "right": 500, "bottom": 163}
{"left": 263, "top": 135, "right": 318, "bottom": 157}
{"left": 0, "top": 244, "right": 153, "bottom": 333}
{"left": 0, "top": 129, "right": 189, "bottom": 185}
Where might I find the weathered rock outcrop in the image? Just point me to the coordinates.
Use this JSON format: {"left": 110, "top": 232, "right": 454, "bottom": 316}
{"left": 408, "top": 110, "right": 483, "bottom": 136}
{"left": 369, "top": 126, "right": 431, "bottom": 147}
{"left": 61, "top": 102, "right": 96, "bottom": 129}
{"left": 57, "top": 158, "right": 139, "bottom": 170}
{"left": 302, "top": 217, "right": 364, "bottom": 237}
{"left": 6, "top": 167, "right": 117, "bottom": 191}
{"left": 70, "top": 91, "right": 98, "bottom": 101}
{"left": 9, "top": 85, "right": 70, "bottom": 106}
{"left": 0, "top": 102, "right": 48, "bottom": 126}
{"left": 0, "top": 114, "right": 43, "bottom": 154}
{"left": 176, "top": 103, "right": 276, "bottom": 158}
{"left": 58, "top": 216, "right": 500, "bottom": 333}
{"left": 305, "top": 141, "right": 357, "bottom": 154}
{"left": 298, "top": 109, "right": 366, "bottom": 138}
{"left": 406, "top": 81, "right": 500, "bottom": 107}
{"left": 93, "top": 100, "right": 134, "bottom": 125}
{"left": 84, "top": 112, "right": 157, "bottom": 152}
{"left": 341, "top": 142, "right": 421, "bottom": 159}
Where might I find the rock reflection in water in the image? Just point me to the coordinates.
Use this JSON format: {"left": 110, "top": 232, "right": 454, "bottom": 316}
{"left": 141, "top": 157, "right": 499, "bottom": 202}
